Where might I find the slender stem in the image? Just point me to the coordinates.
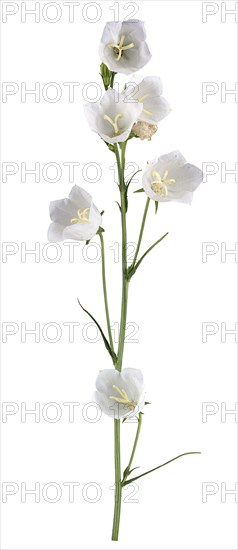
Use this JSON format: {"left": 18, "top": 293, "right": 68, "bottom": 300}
{"left": 115, "top": 142, "right": 128, "bottom": 372}
{"left": 122, "top": 412, "right": 143, "bottom": 485}
{"left": 99, "top": 231, "right": 115, "bottom": 354}
{"left": 131, "top": 197, "right": 150, "bottom": 269}
{"left": 111, "top": 142, "right": 128, "bottom": 541}
{"left": 111, "top": 419, "right": 122, "bottom": 541}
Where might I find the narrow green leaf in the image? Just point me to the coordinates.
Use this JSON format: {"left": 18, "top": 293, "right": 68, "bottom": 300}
{"left": 125, "top": 169, "right": 142, "bottom": 190}
{"left": 115, "top": 201, "right": 121, "bottom": 212}
{"left": 155, "top": 201, "right": 159, "bottom": 214}
{"left": 122, "top": 452, "right": 201, "bottom": 486}
{"left": 134, "top": 188, "right": 144, "bottom": 193}
{"left": 77, "top": 299, "right": 117, "bottom": 365}
{"left": 133, "top": 232, "right": 169, "bottom": 274}
{"left": 122, "top": 466, "right": 139, "bottom": 480}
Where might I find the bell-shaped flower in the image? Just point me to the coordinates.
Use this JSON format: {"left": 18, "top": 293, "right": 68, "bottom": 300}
{"left": 99, "top": 20, "right": 151, "bottom": 75}
{"left": 93, "top": 368, "right": 145, "bottom": 419}
{"left": 122, "top": 75, "right": 171, "bottom": 125}
{"left": 84, "top": 88, "right": 143, "bottom": 144}
{"left": 142, "top": 150, "right": 203, "bottom": 204}
{"left": 48, "top": 185, "right": 101, "bottom": 242}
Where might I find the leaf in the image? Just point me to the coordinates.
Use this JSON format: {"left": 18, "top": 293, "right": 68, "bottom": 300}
{"left": 128, "top": 232, "right": 169, "bottom": 279}
{"left": 115, "top": 201, "right": 121, "bottom": 212}
{"left": 133, "top": 188, "right": 144, "bottom": 193}
{"left": 77, "top": 299, "right": 117, "bottom": 365}
{"left": 155, "top": 201, "right": 159, "bottom": 214}
{"left": 122, "top": 465, "right": 140, "bottom": 481}
{"left": 122, "top": 452, "right": 201, "bottom": 486}
{"left": 125, "top": 169, "right": 142, "bottom": 190}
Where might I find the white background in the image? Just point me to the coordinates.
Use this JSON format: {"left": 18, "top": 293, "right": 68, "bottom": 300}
{"left": 1, "top": 0, "right": 237, "bottom": 549}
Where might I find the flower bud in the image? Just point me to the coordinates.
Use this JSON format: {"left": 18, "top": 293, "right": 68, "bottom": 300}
{"left": 100, "top": 62, "right": 112, "bottom": 90}
{"left": 132, "top": 121, "right": 158, "bottom": 141}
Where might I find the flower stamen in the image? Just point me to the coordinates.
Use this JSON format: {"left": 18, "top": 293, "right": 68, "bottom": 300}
{"left": 151, "top": 170, "right": 176, "bottom": 197}
{"left": 70, "top": 208, "right": 90, "bottom": 224}
{"left": 108, "top": 34, "right": 134, "bottom": 61}
{"left": 109, "top": 385, "right": 136, "bottom": 410}
{"left": 136, "top": 94, "right": 153, "bottom": 116}
{"left": 103, "top": 113, "right": 123, "bottom": 136}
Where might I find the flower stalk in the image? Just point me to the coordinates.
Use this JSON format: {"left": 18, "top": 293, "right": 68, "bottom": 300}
{"left": 111, "top": 141, "right": 129, "bottom": 540}
{"left": 99, "top": 231, "right": 115, "bottom": 355}
{"left": 112, "top": 419, "right": 122, "bottom": 541}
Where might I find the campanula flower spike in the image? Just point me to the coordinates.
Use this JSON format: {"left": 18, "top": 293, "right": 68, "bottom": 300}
{"left": 48, "top": 19, "right": 202, "bottom": 542}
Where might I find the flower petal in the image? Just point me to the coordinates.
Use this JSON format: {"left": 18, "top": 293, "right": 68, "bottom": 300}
{"left": 99, "top": 20, "right": 151, "bottom": 75}
{"left": 68, "top": 185, "right": 92, "bottom": 209}
{"left": 49, "top": 198, "right": 76, "bottom": 225}
{"left": 47, "top": 222, "right": 65, "bottom": 242}
{"left": 62, "top": 207, "right": 101, "bottom": 242}
{"left": 142, "top": 151, "right": 203, "bottom": 203}
{"left": 94, "top": 368, "right": 145, "bottom": 419}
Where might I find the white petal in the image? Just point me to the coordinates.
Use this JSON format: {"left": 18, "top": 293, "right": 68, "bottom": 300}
{"left": 84, "top": 102, "right": 101, "bottom": 133}
{"left": 84, "top": 89, "right": 143, "bottom": 143}
{"left": 94, "top": 368, "right": 145, "bottom": 419}
{"left": 49, "top": 198, "right": 76, "bottom": 225}
{"left": 122, "top": 76, "right": 170, "bottom": 124}
{"left": 93, "top": 391, "right": 133, "bottom": 419}
{"left": 142, "top": 152, "right": 203, "bottom": 203}
{"left": 156, "top": 150, "right": 187, "bottom": 169}
{"left": 99, "top": 128, "right": 131, "bottom": 144}
{"left": 121, "top": 20, "right": 147, "bottom": 41}
{"left": 140, "top": 96, "right": 171, "bottom": 124}
{"left": 99, "top": 20, "right": 151, "bottom": 74}
{"left": 68, "top": 185, "right": 92, "bottom": 209}
{"left": 62, "top": 211, "right": 101, "bottom": 241}
{"left": 95, "top": 369, "right": 121, "bottom": 393}
{"left": 176, "top": 164, "right": 203, "bottom": 192}
{"left": 121, "top": 368, "right": 144, "bottom": 402}
{"left": 122, "top": 368, "right": 144, "bottom": 388}
{"left": 47, "top": 222, "right": 64, "bottom": 242}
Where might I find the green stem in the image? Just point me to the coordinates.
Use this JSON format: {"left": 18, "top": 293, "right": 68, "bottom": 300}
{"left": 122, "top": 412, "right": 143, "bottom": 485}
{"left": 111, "top": 419, "right": 122, "bottom": 541}
{"left": 111, "top": 142, "right": 128, "bottom": 542}
{"left": 131, "top": 197, "right": 150, "bottom": 270}
{"left": 115, "top": 142, "right": 128, "bottom": 372}
{"left": 99, "top": 231, "right": 115, "bottom": 354}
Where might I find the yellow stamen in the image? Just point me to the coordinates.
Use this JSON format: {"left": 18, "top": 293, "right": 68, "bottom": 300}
{"left": 151, "top": 170, "right": 176, "bottom": 197}
{"left": 142, "top": 108, "right": 153, "bottom": 116}
{"left": 136, "top": 94, "right": 153, "bottom": 116}
{"left": 70, "top": 208, "right": 90, "bottom": 224}
{"left": 103, "top": 113, "right": 123, "bottom": 136}
{"left": 108, "top": 34, "right": 134, "bottom": 61}
{"left": 109, "top": 385, "right": 137, "bottom": 411}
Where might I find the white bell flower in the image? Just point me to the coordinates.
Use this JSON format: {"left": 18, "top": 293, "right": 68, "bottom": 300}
{"left": 122, "top": 75, "right": 171, "bottom": 125}
{"left": 142, "top": 150, "right": 203, "bottom": 204}
{"left": 99, "top": 20, "right": 152, "bottom": 75}
{"left": 84, "top": 88, "right": 143, "bottom": 144}
{"left": 93, "top": 368, "right": 145, "bottom": 419}
{"left": 48, "top": 185, "right": 101, "bottom": 242}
